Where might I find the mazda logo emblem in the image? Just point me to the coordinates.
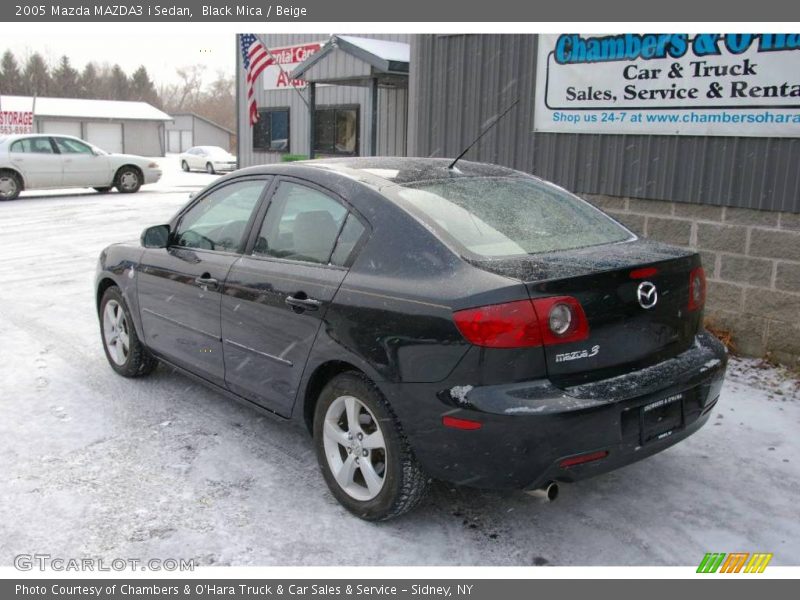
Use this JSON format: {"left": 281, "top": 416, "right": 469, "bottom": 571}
{"left": 637, "top": 281, "right": 658, "bottom": 309}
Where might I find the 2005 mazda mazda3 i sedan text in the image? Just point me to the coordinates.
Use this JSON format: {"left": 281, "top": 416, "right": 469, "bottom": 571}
{"left": 95, "top": 157, "right": 727, "bottom": 520}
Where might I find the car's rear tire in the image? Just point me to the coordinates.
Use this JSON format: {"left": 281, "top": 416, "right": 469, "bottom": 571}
{"left": 94, "top": 187, "right": 113, "bottom": 193}
{"left": 313, "top": 372, "right": 429, "bottom": 520}
{"left": 181, "top": 160, "right": 190, "bottom": 172}
{"left": 206, "top": 162, "right": 216, "bottom": 174}
{"left": 99, "top": 286, "right": 157, "bottom": 377}
{"left": 0, "top": 170, "right": 22, "bottom": 201}
{"left": 115, "top": 167, "right": 142, "bottom": 194}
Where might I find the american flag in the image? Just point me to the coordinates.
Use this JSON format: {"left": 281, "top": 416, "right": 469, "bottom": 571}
{"left": 240, "top": 34, "right": 274, "bottom": 126}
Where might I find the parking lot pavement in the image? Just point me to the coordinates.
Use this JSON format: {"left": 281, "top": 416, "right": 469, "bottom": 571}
{"left": 0, "top": 181, "right": 798, "bottom": 567}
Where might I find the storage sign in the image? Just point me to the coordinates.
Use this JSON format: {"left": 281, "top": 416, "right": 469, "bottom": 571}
{"left": 262, "top": 42, "right": 323, "bottom": 90}
{"left": 0, "top": 110, "right": 33, "bottom": 135}
{"left": 534, "top": 34, "right": 800, "bottom": 137}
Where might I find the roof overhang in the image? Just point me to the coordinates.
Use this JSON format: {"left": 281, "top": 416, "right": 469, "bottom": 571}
{"left": 290, "top": 35, "right": 410, "bottom": 87}
{"left": 0, "top": 95, "right": 173, "bottom": 121}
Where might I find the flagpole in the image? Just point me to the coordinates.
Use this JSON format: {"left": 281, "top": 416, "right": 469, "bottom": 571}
{"left": 261, "top": 43, "right": 311, "bottom": 110}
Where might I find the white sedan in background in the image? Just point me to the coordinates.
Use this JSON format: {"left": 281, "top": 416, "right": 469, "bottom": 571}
{"left": 179, "top": 146, "right": 237, "bottom": 174}
{"left": 0, "top": 134, "right": 162, "bottom": 201}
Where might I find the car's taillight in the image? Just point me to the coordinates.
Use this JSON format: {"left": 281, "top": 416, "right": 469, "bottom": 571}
{"left": 453, "top": 296, "right": 589, "bottom": 349}
{"left": 531, "top": 296, "right": 590, "bottom": 346}
{"left": 452, "top": 300, "right": 543, "bottom": 348}
{"left": 688, "top": 267, "right": 706, "bottom": 312}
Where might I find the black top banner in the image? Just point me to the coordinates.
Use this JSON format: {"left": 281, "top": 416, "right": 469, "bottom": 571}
{"left": 2, "top": 0, "right": 800, "bottom": 22}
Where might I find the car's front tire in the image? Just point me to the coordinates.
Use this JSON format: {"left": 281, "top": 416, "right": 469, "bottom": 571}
{"left": 206, "top": 162, "right": 216, "bottom": 174}
{"left": 0, "top": 170, "right": 22, "bottom": 201}
{"left": 115, "top": 167, "right": 142, "bottom": 194}
{"left": 313, "top": 372, "right": 429, "bottom": 520}
{"left": 99, "top": 286, "right": 157, "bottom": 377}
{"left": 181, "top": 160, "right": 190, "bottom": 172}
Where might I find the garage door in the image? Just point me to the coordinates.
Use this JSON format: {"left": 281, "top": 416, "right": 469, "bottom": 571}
{"left": 167, "top": 130, "right": 181, "bottom": 153}
{"left": 86, "top": 122, "right": 123, "bottom": 154}
{"left": 180, "top": 130, "right": 193, "bottom": 152}
{"left": 41, "top": 120, "right": 82, "bottom": 137}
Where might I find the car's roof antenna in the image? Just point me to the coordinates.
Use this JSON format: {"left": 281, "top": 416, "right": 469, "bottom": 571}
{"left": 447, "top": 99, "right": 519, "bottom": 170}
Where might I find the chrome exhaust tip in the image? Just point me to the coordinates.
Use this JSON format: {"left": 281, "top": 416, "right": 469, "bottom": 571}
{"left": 525, "top": 481, "right": 559, "bottom": 503}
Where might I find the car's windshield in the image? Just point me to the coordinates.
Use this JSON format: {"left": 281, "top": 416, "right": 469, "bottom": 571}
{"left": 396, "top": 176, "right": 633, "bottom": 257}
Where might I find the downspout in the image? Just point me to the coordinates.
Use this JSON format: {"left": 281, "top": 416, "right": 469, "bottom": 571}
{"left": 308, "top": 82, "right": 316, "bottom": 159}
{"left": 235, "top": 34, "right": 242, "bottom": 168}
{"left": 370, "top": 76, "right": 378, "bottom": 157}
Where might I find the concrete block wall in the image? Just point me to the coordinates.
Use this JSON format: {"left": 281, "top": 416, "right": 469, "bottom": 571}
{"left": 583, "top": 194, "right": 800, "bottom": 367}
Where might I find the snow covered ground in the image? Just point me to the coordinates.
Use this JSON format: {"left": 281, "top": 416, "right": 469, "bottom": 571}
{"left": 0, "top": 160, "right": 798, "bottom": 566}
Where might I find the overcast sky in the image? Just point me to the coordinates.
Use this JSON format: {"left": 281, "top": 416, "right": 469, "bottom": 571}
{"left": 1, "top": 34, "right": 235, "bottom": 87}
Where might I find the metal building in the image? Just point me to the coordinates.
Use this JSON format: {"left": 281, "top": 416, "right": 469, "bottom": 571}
{"left": 165, "top": 113, "right": 235, "bottom": 153}
{"left": 407, "top": 35, "right": 800, "bottom": 214}
{"left": 0, "top": 95, "right": 172, "bottom": 156}
{"left": 236, "top": 34, "right": 410, "bottom": 166}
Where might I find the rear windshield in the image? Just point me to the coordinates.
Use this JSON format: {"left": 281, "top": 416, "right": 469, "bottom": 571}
{"left": 396, "top": 176, "right": 632, "bottom": 257}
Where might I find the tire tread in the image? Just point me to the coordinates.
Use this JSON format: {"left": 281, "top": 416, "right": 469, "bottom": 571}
{"left": 100, "top": 287, "right": 157, "bottom": 378}
{"left": 315, "top": 371, "right": 430, "bottom": 521}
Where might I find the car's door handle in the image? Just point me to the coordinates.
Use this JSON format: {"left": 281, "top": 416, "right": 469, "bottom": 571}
{"left": 285, "top": 295, "right": 322, "bottom": 312}
{"left": 194, "top": 275, "right": 219, "bottom": 289}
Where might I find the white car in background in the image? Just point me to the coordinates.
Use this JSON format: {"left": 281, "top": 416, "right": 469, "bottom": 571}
{"left": 179, "top": 146, "right": 237, "bottom": 174}
{"left": 0, "top": 134, "right": 162, "bottom": 201}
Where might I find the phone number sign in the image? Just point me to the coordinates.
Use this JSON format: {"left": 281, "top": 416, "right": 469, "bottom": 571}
{"left": 534, "top": 33, "right": 800, "bottom": 137}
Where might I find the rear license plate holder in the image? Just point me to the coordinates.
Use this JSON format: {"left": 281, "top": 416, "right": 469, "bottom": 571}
{"left": 640, "top": 392, "right": 684, "bottom": 444}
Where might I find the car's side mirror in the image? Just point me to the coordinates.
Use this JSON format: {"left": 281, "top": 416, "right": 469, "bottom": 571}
{"left": 141, "top": 224, "right": 171, "bottom": 248}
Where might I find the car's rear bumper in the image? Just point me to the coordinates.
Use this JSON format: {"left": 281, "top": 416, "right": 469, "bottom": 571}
{"left": 143, "top": 168, "right": 162, "bottom": 184}
{"left": 384, "top": 331, "right": 727, "bottom": 490}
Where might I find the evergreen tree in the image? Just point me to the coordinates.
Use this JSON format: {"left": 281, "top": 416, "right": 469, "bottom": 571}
{"left": 23, "top": 52, "right": 50, "bottom": 96}
{"left": 51, "top": 55, "right": 80, "bottom": 97}
{"left": 0, "top": 50, "right": 23, "bottom": 95}
{"left": 130, "top": 65, "right": 159, "bottom": 105}
{"left": 78, "top": 63, "right": 100, "bottom": 98}
{"left": 109, "top": 64, "right": 130, "bottom": 100}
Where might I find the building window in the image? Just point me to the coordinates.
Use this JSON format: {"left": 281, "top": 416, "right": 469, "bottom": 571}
{"left": 314, "top": 106, "right": 359, "bottom": 156}
{"left": 253, "top": 108, "right": 289, "bottom": 152}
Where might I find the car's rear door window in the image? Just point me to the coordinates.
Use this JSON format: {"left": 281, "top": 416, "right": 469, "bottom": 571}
{"left": 10, "top": 138, "right": 56, "bottom": 154}
{"left": 396, "top": 176, "right": 632, "bottom": 257}
{"left": 173, "top": 179, "right": 268, "bottom": 252}
{"left": 253, "top": 181, "right": 348, "bottom": 265}
{"left": 330, "top": 213, "right": 366, "bottom": 267}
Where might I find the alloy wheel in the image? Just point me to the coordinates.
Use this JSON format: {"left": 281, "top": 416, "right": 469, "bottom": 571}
{"left": 0, "top": 176, "right": 18, "bottom": 199}
{"left": 102, "top": 299, "right": 130, "bottom": 366}
{"left": 322, "top": 395, "right": 387, "bottom": 501}
{"left": 119, "top": 171, "right": 139, "bottom": 191}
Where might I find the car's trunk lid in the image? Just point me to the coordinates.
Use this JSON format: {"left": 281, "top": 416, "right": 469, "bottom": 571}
{"left": 470, "top": 239, "right": 703, "bottom": 386}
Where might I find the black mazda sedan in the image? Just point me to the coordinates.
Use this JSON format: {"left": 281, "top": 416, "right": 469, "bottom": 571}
{"left": 95, "top": 157, "right": 727, "bottom": 520}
